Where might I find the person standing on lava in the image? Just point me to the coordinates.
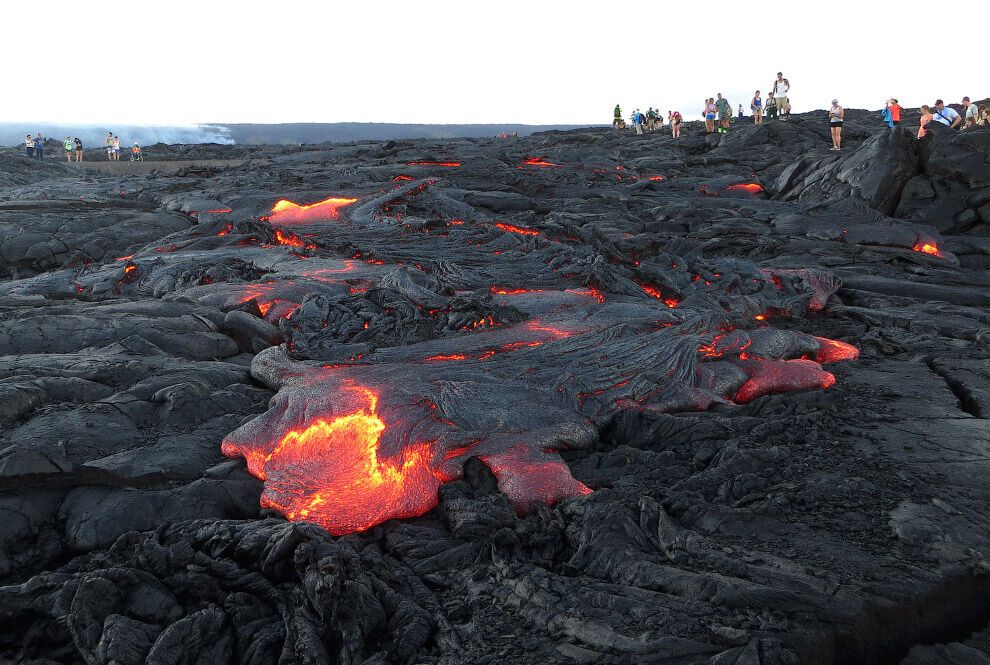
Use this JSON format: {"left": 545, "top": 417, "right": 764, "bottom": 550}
{"left": 829, "top": 99, "right": 844, "bottom": 150}
{"left": 74, "top": 137, "right": 84, "bottom": 161}
{"left": 961, "top": 96, "right": 979, "bottom": 130}
{"left": 751, "top": 91, "right": 764, "bottom": 124}
{"left": 765, "top": 93, "right": 778, "bottom": 121}
{"left": 113, "top": 135, "right": 121, "bottom": 161}
{"left": 670, "top": 110, "right": 682, "bottom": 138}
{"left": 63, "top": 137, "right": 73, "bottom": 162}
{"left": 773, "top": 72, "right": 790, "bottom": 119}
{"left": 932, "top": 100, "right": 961, "bottom": 129}
{"left": 613, "top": 104, "right": 622, "bottom": 129}
{"left": 24, "top": 135, "right": 34, "bottom": 159}
{"left": 704, "top": 98, "right": 717, "bottom": 134}
{"left": 105, "top": 132, "right": 115, "bottom": 160}
{"left": 34, "top": 134, "right": 45, "bottom": 161}
{"left": 918, "top": 105, "right": 934, "bottom": 139}
{"left": 715, "top": 93, "right": 732, "bottom": 133}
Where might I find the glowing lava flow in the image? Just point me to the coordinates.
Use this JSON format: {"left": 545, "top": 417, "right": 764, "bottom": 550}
{"left": 521, "top": 157, "right": 560, "bottom": 167}
{"left": 494, "top": 222, "right": 540, "bottom": 236}
{"left": 267, "top": 196, "right": 358, "bottom": 224}
{"left": 639, "top": 284, "right": 679, "bottom": 308}
{"left": 912, "top": 238, "right": 944, "bottom": 258}
{"left": 406, "top": 161, "right": 461, "bottom": 167}
{"left": 233, "top": 385, "right": 441, "bottom": 536}
{"left": 725, "top": 183, "right": 765, "bottom": 194}
{"left": 273, "top": 228, "right": 315, "bottom": 249}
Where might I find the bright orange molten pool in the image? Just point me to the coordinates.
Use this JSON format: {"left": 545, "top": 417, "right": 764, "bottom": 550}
{"left": 231, "top": 384, "right": 441, "bottom": 535}
{"left": 268, "top": 196, "right": 358, "bottom": 224}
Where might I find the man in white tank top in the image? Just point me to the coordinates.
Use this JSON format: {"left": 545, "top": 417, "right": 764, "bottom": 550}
{"left": 773, "top": 72, "right": 791, "bottom": 119}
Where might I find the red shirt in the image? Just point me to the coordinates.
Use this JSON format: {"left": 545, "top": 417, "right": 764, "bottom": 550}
{"left": 889, "top": 104, "right": 902, "bottom": 122}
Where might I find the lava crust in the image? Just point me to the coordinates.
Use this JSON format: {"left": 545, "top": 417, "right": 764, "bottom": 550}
{"left": 2, "top": 110, "right": 990, "bottom": 665}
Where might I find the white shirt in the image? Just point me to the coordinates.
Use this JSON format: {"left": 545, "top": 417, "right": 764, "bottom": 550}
{"left": 933, "top": 106, "right": 960, "bottom": 126}
{"left": 774, "top": 79, "right": 789, "bottom": 96}
{"left": 965, "top": 104, "right": 978, "bottom": 120}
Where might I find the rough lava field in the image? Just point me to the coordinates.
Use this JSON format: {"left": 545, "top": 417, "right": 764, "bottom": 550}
{"left": 1, "top": 108, "right": 989, "bottom": 665}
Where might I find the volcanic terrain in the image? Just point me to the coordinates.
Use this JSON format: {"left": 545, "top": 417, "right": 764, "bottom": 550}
{"left": 1, "top": 108, "right": 989, "bottom": 665}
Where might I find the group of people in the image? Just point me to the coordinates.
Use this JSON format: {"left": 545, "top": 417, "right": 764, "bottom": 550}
{"left": 22, "top": 131, "right": 143, "bottom": 162}
{"left": 615, "top": 72, "right": 795, "bottom": 138}
{"left": 613, "top": 106, "right": 685, "bottom": 138}
{"left": 612, "top": 71, "right": 985, "bottom": 153}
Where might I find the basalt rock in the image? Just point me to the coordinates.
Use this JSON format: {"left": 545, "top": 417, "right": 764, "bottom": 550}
{"left": 1, "top": 107, "right": 989, "bottom": 664}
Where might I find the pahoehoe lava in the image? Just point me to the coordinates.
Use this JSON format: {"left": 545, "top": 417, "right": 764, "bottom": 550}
{"left": 1, "top": 108, "right": 990, "bottom": 665}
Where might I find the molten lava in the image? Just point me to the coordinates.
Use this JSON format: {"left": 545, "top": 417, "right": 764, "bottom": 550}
{"left": 273, "top": 228, "right": 315, "bottom": 249}
{"left": 725, "top": 183, "right": 765, "bottom": 193}
{"left": 268, "top": 196, "right": 358, "bottom": 224}
{"left": 640, "top": 284, "right": 679, "bottom": 308}
{"left": 521, "top": 157, "right": 560, "bottom": 168}
{"left": 813, "top": 337, "right": 860, "bottom": 363}
{"left": 912, "top": 238, "right": 944, "bottom": 258}
{"left": 406, "top": 161, "right": 461, "bottom": 167}
{"left": 245, "top": 385, "right": 441, "bottom": 535}
{"left": 494, "top": 222, "right": 540, "bottom": 236}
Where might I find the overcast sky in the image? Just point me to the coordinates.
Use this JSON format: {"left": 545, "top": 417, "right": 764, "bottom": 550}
{"left": 4, "top": 1, "right": 984, "bottom": 126}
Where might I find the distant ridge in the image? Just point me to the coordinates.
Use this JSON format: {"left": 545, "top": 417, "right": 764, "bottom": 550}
{"left": 210, "top": 123, "right": 594, "bottom": 145}
{"left": 1, "top": 122, "right": 595, "bottom": 148}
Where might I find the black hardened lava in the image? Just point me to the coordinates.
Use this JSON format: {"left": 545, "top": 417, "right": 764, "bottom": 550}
{"left": 1, "top": 107, "right": 989, "bottom": 664}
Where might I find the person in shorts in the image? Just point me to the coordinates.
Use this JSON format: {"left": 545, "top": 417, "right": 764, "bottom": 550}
{"left": 74, "top": 137, "right": 84, "bottom": 161}
{"left": 25, "top": 135, "right": 34, "bottom": 158}
{"left": 918, "top": 105, "right": 933, "bottom": 139}
{"left": 113, "top": 135, "right": 121, "bottom": 161}
{"left": 829, "top": 99, "right": 844, "bottom": 150}
{"left": 63, "top": 137, "right": 73, "bottom": 162}
{"left": 669, "top": 110, "right": 682, "bottom": 138}
{"left": 751, "top": 91, "right": 764, "bottom": 125}
{"left": 715, "top": 93, "right": 732, "bottom": 133}
{"left": 773, "top": 72, "right": 790, "bottom": 119}
{"left": 106, "top": 132, "right": 115, "bottom": 159}
{"left": 704, "top": 98, "right": 717, "bottom": 134}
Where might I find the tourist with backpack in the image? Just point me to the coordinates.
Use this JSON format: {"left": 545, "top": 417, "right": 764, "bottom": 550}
{"left": 105, "top": 132, "right": 115, "bottom": 160}
{"left": 773, "top": 72, "right": 791, "bottom": 119}
{"left": 932, "top": 100, "right": 961, "bottom": 128}
{"left": 765, "top": 94, "right": 778, "bottom": 121}
{"left": 63, "top": 137, "right": 73, "bottom": 162}
{"left": 613, "top": 104, "right": 622, "bottom": 129}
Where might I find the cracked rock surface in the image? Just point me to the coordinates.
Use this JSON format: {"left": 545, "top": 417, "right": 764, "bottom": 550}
{"left": 1, "top": 109, "right": 990, "bottom": 664}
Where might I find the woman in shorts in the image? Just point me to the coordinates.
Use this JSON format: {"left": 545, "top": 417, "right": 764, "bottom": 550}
{"left": 704, "top": 98, "right": 717, "bottom": 134}
{"left": 669, "top": 110, "right": 682, "bottom": 138}
{"left": 829, "top": 99, "right": 844, "bottom": 151}
{"left": 751, "top": 91, "right": 763, "bottom": 125}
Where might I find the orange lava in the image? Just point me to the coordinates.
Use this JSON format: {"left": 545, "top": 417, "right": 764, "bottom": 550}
{"left": 123, "top": 264, "right": 137, "bottom": 275}
{"left": 491, "top": 287, "right": 541, "bottom": 295}
{"left": 640, "top": 284, "right": 679, "bottom": 308}
{"left": 392, "top": 175, "right": 413, "bottom": 182}
{"left": 912, "top": 239, "right": 944, "bottom": 258}
{"left": 813, "top": 337, "right": 860, "bottom": 363}
{"left": 725, "top": 183, "right": 765, "bottom": 193}
{"left": 494, "top": 222, "right": 540, "bottom": 236}
{"left": 115, "top": 254, "right": 134, "bottom": 261}
{"left": 254, "top": 386, "right": 440, "bottom": 535}
{"left": 273, "top": 228, "right": 313, "bottom": 248}
{"left": 426, "top": 354, "right": 468, "bottom": 362}
{"left": 407, "top": 161, "right": 461, "bottom": 167}
{"left": 521, "top": 157, "right": 560, "bottom": 167}
{"left": 648, "top": 176, "right": 665, "bottom": 181}
{"left": 268, "top": 196, "right": 358, "bottom": 224}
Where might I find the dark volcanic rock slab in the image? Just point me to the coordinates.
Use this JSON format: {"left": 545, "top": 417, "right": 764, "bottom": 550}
{"left": 1, "top": 112, "right": 989, "bottom": 664}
